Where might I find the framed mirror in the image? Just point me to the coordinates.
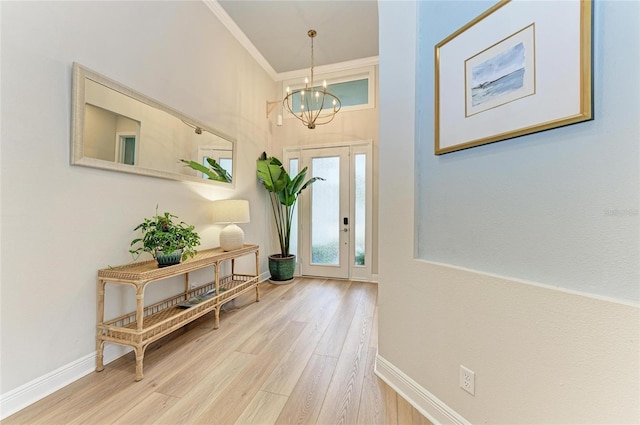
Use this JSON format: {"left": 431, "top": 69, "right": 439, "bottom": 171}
{"left": 71, "top": 63, "right": 235, "bottom": 186}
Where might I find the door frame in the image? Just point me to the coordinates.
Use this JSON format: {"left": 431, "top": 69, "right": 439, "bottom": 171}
{"left": 283, "top": 140, "right": 373, "bottom": 281}
{"left": 114, "top": 132, "right": 138, "bottom": 165}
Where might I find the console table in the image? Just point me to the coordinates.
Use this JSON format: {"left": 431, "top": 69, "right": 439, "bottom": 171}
{"left": 95, "top": 244, "right": 259, "bottom": 381}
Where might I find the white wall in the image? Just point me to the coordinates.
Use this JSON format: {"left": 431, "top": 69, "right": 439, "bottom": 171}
{"left": 377, "top": 1, "right": 639, "bottom": 424}
{"left": 0, "top": 0, "right": 275, "bottom": 406}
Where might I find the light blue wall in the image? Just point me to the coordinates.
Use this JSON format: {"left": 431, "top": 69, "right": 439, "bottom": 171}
{"left": 416, "top": 0, "right": 639, "bottom": 303}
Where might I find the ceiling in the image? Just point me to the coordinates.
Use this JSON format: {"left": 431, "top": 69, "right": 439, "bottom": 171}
{"left": 216, "top": 0, "right": 379, "bottom": 75}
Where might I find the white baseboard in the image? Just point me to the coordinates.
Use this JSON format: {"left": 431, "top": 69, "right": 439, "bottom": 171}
{"left": 258, "top": 271, "right": 271, "bottom": 283}
{"left": 375, "top": 353, "right": 471, "bottom": 425}
{"left": 0, "top": 344, "right": 130, "bottom": 420}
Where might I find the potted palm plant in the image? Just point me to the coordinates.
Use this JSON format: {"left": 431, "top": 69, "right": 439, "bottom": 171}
{"left": 129, "top": 209, "right": 201, "bottom": 267}
{"left": 257, "top": 152, "right": 323, "bottom": 281}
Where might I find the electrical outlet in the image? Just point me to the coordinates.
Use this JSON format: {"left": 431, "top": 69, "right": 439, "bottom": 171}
{"left": 460, "top": 365, "right": 475, "bottom": 396}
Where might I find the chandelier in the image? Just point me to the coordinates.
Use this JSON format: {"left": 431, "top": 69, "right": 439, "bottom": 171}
{"left": 283, "top": 30, "right": 341, "bottom": 129}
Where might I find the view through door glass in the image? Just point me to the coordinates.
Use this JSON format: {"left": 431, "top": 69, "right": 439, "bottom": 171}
{"left": 311, "top": 156, "right": 340, "bottom": 265}
{"left": 354, "top": 153, "right": 366, "bottom": 266}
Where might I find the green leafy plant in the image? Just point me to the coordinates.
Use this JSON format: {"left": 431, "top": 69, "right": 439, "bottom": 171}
{"left": 180, "top": 158, "right": 232, "bottom": 183}
{"left": 256, "top": 151, "right": 324, "bottom": 257}
{"left": 129, "top": 208, "right": 201, "bottom": 262}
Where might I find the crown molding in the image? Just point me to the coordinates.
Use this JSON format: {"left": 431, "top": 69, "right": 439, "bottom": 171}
{"left": 203, "top": 0, "right": 379, "bottom": 83}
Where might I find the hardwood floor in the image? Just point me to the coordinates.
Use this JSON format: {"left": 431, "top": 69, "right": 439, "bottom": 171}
{"left": 2, "top": 278, "right": 432, "bottom": 425}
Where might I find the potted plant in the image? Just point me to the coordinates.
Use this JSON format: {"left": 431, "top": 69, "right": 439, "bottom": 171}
{"left": 256, "top": 152, "right": 324, "bottom": 281}
{"left": 129, "top": 208, "right": 201, "bottom": 267}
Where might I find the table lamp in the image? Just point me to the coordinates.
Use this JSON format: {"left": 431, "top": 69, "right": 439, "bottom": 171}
{"left": 212, "top": 199, "right": 250, "bottom": 251}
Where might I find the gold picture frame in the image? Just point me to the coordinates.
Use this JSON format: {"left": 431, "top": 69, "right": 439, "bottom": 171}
{"left": 434, "top": 0, "right": 592, "bottom": 155}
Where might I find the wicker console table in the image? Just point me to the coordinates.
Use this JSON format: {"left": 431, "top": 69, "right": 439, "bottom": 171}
{"left": 95, "top": 244, "right": 259, "bottom": 381}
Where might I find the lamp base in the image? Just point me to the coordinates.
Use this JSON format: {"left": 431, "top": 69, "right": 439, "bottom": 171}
{"left": 220, "top": 223, "right": 244, "bottom": 251}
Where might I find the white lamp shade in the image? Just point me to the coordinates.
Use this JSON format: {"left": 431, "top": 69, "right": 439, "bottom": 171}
{"left": 212, "top": 199, "right": 250, "bottom": 224}
{"left": 212, "top": 200, "right": 250, "bottom": 251}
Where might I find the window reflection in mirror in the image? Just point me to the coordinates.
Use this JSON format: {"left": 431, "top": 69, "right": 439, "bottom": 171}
{"left": 71, "top": 63, "right": 235, "bottom": 186}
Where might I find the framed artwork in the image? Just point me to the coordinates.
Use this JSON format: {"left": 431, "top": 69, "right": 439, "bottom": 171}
{"left": 434, "top": 0, "right": 592, "bottom": 155}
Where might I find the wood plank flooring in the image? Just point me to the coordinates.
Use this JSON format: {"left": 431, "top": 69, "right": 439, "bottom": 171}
{"left": 2, "top": 278, "right": 432, "bottom": 425}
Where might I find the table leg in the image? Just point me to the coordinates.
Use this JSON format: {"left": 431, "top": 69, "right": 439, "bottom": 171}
{"left": 213, "top": 307, "right": 220, "bottom": 329}
{"left": 96, "top": 279, "right": 106, "bottom": 372}
{"left": 136, "top": 288, "right": 144, "bottom": 331}
{"left": 255, "top": 250, "right": 261, "bottom": 302}
{"left": 96, "top": 340, "right": 105, "bottom": 372}
{"left": 134, "top": 348, "right": 144, "bottom": 381}
{"left": 215, "top": 263, "right": 219, "bottom": 294}
{"left": 255, "top": 249, "right": 260, "bottom": 277}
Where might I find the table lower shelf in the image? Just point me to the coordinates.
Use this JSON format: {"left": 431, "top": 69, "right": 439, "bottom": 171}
{"left": 98, "top": 273, "right": 258, "bottom": 347}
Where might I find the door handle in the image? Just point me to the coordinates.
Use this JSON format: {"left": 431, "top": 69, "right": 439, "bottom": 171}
{"left": 343, "top": 228, "right": 349, "bottom": 232}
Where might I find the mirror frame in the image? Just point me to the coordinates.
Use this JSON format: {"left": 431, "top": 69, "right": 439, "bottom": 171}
{"left": 71, "top": 62, "right": 236, "bottom": 187}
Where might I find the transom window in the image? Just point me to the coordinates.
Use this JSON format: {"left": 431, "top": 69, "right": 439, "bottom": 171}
{"left": 282, "top": 66, "right": 375, "bottom": 117}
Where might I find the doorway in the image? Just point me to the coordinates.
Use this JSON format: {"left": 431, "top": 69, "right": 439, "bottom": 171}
{"left": 115, "top": 133, "right": 137, "bottom": 165}
{"left": 284, "top": 141, "right": 372, "bottom": 280}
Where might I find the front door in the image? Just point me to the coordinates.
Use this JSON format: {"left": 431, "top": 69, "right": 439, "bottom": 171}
{"left": 287, "top": 142, "right": 372, "bottom": 280}
{"left": 300, "top": 147, "right": 351, "bottom": 278}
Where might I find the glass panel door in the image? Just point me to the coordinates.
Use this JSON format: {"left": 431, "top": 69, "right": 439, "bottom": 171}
{"left": 300, "top": 147, "right": 350, "bottom": 278}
